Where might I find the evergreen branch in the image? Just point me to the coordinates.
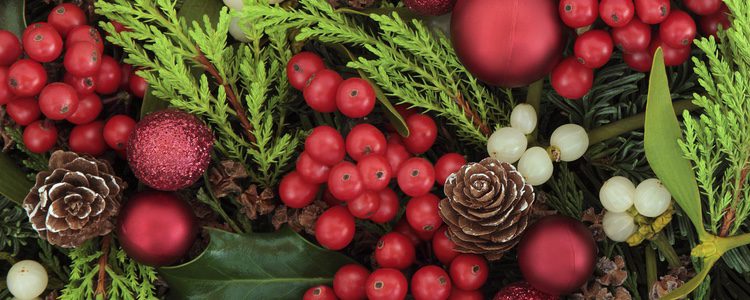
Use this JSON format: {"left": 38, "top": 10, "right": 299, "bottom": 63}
{"left": 0, "top": 196, "right": 35, "bottom": 256}
{"left": 4, "top": 126, "right": 48, "bottom": 173}
{"left": 95, "top": 235, "right": 111, "bottom": 298}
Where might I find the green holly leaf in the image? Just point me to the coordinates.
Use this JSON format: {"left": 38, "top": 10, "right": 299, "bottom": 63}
{"left": 160, "top": 227, "right": 358, "bottom": 299}
{"left": 0, "top": 0, "right": 26, "bottom": 37}
{"left": 0, "top": 153, "right": 34, "bottom": 205}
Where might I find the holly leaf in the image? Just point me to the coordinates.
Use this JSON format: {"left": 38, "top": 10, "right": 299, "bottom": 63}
{"left": 160, "top": 227, "right": 357, "bottom": 299}
{"left": 0, "top": 153, "right": 34, "bottom": 205}
{"left": 0, "top": 0, "right": 26, "bottom": 37}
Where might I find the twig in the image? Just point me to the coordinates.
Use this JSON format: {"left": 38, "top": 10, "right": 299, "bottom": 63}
{"left": 587, "top": 99, "right": 699, "bottom": 145}
{"left": 720, "top": 162, "right": 749, "bottom": 237}
{"left": 455, "top": 93, "right": 491, "bottom": 136}
{"left": 94, "top": 235, "right": 112, "bottom": 298}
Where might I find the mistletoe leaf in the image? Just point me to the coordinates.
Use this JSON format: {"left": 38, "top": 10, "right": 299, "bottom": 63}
{"left": 160, "top": 227, "right": 357, "bottom": 299}
{"left": 0, "top": 153, "right": 34, "bottom": 205}
{"left": 0, "top": 0, "right": 25, "bottom": 37}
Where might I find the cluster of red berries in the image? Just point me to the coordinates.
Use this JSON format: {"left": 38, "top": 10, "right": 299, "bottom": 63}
{"left": 0, "top": 3, "right": 147, "bottom": 155}
{"left": 552, "top": 0, "right": 731, "bottom": 99}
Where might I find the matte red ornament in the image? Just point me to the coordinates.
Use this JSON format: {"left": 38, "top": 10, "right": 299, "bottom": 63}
{"left": 117, "top": 191, "right": 198, "bottom": 266}
{"left": 517, "top": 215, "right": 596, "bottom": 295}
{"left": 493, "top": 282, "right": 558, "bottom": 300}
{"left": 451, "top": 0, "right": 564, "bottom": 87}
{"left": 127, "top": 110, "right": 214, "bottom": 191}
{"left": 404, "top": 0, "right": 456, "bottom": 16}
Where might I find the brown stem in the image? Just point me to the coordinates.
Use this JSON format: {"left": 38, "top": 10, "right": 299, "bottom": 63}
{"left": 95, "top": 235, "right": 112, "bottom": 298}
{"left": 720, "top": 163, "right": 749, "bottom": 237}
{"left": 455, "top": 93, "right": 491, "bottom": 136}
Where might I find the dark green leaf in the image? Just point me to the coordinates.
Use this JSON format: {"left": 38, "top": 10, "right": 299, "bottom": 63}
{"left": 0, "top": 0, "right": 26, "bottom": 37}
{"left": 0, "top": 152, "right": 34, "bottom": 205}
{"left": 160, "top": 227, "right": 357, "bottom": 299}
{"left": 139, "top": 87, "right": 169, "bottom": 118}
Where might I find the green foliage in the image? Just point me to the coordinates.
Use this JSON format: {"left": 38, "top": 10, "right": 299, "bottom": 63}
{"left": 0, "top": 196, "right": 35, "bottom": 256}
{"left": 545, "top": 163, "right": 584, "bottom": 219}
{"left": 3, "top": 126, "right": 48, "bottom": 174}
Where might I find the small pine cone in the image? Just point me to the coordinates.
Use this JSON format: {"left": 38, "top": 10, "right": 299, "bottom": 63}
{"left": 346, "top": 0, "right": 376, "bottom": 9}
{"left": 23, "top": 151, "right": 125, "bottom": 248}
{"left": 439, "top": 158, "right": 535, "bottom": 261}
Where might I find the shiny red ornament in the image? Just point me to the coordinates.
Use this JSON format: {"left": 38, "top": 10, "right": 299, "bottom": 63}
{"left": 451, "top": 0, "right": 564, "bottom": 87}
{"left": 517, "top": 215, "right": 596, "bottom": 295}
{"left": 117, "top": 191, "right": 198, "bottom": 266}
{"left": 493, "top": 282, "right": 558, "bottom": 300}
{"left": 127, "top": 110, "right": 214, "bottom": 191}
{"left": 404, "top": 0, "right": 456, "bottom": 16}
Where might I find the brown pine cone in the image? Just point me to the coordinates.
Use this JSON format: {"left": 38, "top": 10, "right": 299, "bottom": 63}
{"left": 439, "top": 157, "right": 535, "bottom": 261}
{"left": 23, "top": 151, "right": 125, "bottom": 248}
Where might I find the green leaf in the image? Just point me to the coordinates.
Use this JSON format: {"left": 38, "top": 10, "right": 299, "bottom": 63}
{"left": 160, "top": 227, "right": 357, "bottom": 299}
{"left": 661, "top": 256, "right": 719, "bottom": 300}
{"left": 0, "top": 0, "right": 26, "bottom": 37}
{"left": 0, "top": 152, "right": 34, "bottom": 205}
{"left": 178, "top": 0, "right": 224, "bottom": 25}
{"left": 644, "top": 48, "right": 706, "bottom": 237}
{"left": 139, "top": 87, "right": 169, "bottom": 118}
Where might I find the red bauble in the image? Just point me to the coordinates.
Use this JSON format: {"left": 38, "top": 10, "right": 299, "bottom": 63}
{"left": 451, "top": 0, "right": 564, "bottom": 87}
{"left": 127, "top": 110, "right": 214, "bottom": 191}
{"left": 517, "top": 215, "right": 597, "bottom": 295}
{"left": 493, "top": 282, "right": 558, "bottom": 300}
{"left": 404, "top": 0, "right": 456, "bottom": 16}
{"left": 117, "top": 191, "right": 198, "bottom": 266}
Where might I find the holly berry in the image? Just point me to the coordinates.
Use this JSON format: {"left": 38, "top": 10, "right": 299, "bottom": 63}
{"left": 22, "top": 23, "right": 52, "bottom": 42}
{"left": 684, "top": 0, "right": 722, "bottom": 15}
{"left": 39, "top": 83, "right": 79, "bottom": 120}
{"left": 634, "top": 0, "right": 670, "bottom": 24}
{"left": 433, "top": 226, "right": 459, "bottom": 265}
{"left": 558, "top": 0, "right": 598, "bottom": 28}
{"left": 7, "top": 59, "right": 47, "bottom": 97}
{"left": 406, "top": 193, "right": 442, "bottom": 234}
{"left": 333, "top": 264, "right": 369, "bottom": 300}
{"left": 346, "top": 124, "right": 387, "bottom": 161}
{"left": 375, "top": 232, "right": 416, "bottom": 269}
{"left": 6, "top": 97, "right": 41, "bottom": 125}
{"left": 23, "top": 120, "right": 57, "bottom": 153}
{"left": 94, "top": 56, "right": 122, "bottom": 95}
{"left": 370, "top": 188, "right": 399, "bottom": 223}
{"left": 65, "top": 25, "right": 104, "bottom": 53}
{"left": 64, "top": 42, "right": 102, "bottom": 77}
{"left": 394, "top": 218, "right": 422, "bottom": 246}
{"left": 385, "top": 141, "right": 411, "bottom": 177}
{"left": 348, "top": 191, "right": 381, "bottom": 219}
{"left": 0, "top": 67, "right": 12, "bottom": 105}
{"left": 22, "top": 25, "right": 63, "bottom": 63}
{"left": 303, "top": 285, "right": 337, "bottom": 300}
{"left": 623, "top": 50, "right": 653, "bottom": 72}
{"left": 403, "top": 114, "right": 438, "bottom": 154}
{"left": 411, "top": 265, "right": 452, "bottom": 300}
{"left": 63, "top": 73, "right": 96, "bottom": 95}
{"left": 449, "top": 288, "right": 484, "bottom": 300}
{"left": 660, "top": 10, "right": 697, "bottom": 48}
{"left": 279, "top": 171, "right": 319, "bottom": 208}
{"left": 67, "top": 93, "right": 102, "bottom": 125}
{"left": 700, "top": 4, "right": 731, "bottom": 38}
{"left": 304, "top": 69, "right": 342, "bottom": 113}
{"left": 103, "top": 115, "right": 136, "bottom": 151}
{"left": 599, "top": 0, "right": 635, "bottom": 28}
{"left": 434, "top": 153, "right": 466, "bottom": 186}
{"left": 551, "top": 57, "right": 593, "bottom": 99}
{"left": 365, "top": 268, "right": 408, "bottom": 300}
{"left": 69, "top": 121, "right": 108, "bottom": 156}
{"left": 0, "top": 30, "right": 22, "bottom": 66}
{"left": 574, "top": 30, "right": 613, "bottom": 69}
{"left": 296, "top": 151, "right": 332, "bottom": 184}
{"left": 449, "top": 254, "right": 489, "bottom": 291}
{"left": 612, "top": 18, "right": 652, "bottom": 52}
{"left": 336, "top": 78, "right": 376, "bottom": 118}
{"left": 357, "top": 154, "right": 392, "bottom": 191}
{"left": 128, "top": 69, "right": 148, "bottom": 98}
{"left": 328, "top": 161, "right": 365, "bottom": 201}
{"left": 315, "top": 206, "right": 356, "bottom": 250}
{"left": 287, "top": 52, "right": 325, "bottom": 90}
{"left": 306, "top": 125, "right": 346, "bottom": 166}
{"left": 649, "top": 36, "right": 691, "bottom": 66}
{"left": 397, "top": 157, "right": 435, "bottom": 197}
{"left": 47, "top": 3, "right": 87, "bottom": 37}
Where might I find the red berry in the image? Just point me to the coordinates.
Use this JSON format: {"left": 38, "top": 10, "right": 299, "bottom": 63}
{"left": 64, "top": 42, "right": 102, "bottom": 77}
{"left": 315, "top": 206, "right": 355, "bottom": 250}
{"left": 348, "top": 191, "right": 381, "bottom": 219}
{"left": 375, "top": 232, "right": 416, "bottom": 269}
{"left": 110, "top": 20, "right": 130, "bottom": 34}
{"left": 23, "top": 120, "right": 57, "bottom": 153}
{"left": 558, "top": 0, "right": 598, "bottom": 28}
{"left": 397, "top": 157, "right": 435, "bottom": 197}
{"left": 287, "top": 52, "right": 325, "bottom": 90}
{"left": 649, "top": 36, "right": 691, "bottom": 66}
{"left": 660, "top": 10, "right": 697, "bottom": 48}
{"left": 434, "top": 153, "right": 465, "bottom": 186}
{"left": 333, "top": 264, "right": 370, "bottom": 300}
{"left": 346, "top": 124, "right": 386, "bottom": 161}
{"left": 699, "top": 4, "right": 731, "bottom": 38}
{"left": 370, "top": 188, "right": 399, "bottom": 223}
{"left": 296, "top": 151, "right": 332, "bottom": 184}
{"left": 303, "top": 69, "right": 342, "bottom": 113}
{"left": 624, "top": 50, "right": 653, "bottom": 72}
{"left": 574, "top": 30, "right": 613, "bottom": 69}
{"left": 385, "top": 141, "right": 411, "bottom": 178}
{"left": 684, "top": 0, "right": 722, "bottom": 15}
{"left": 327, "top": 161, "right": 364, "bottom": 201}
{"left": 403, "top": 114, "right": 437, "bottom": 154}
{"left": 69, "top": 121, "right": 108, "bottom": 156}
{"left": 120, "top": 63, "right": 132, "bottom": 90}
{"left": 449, "top": 254, "right": 488, "bottom": 291}
{"left": 0, "top": 30, "right": 22, "bottom": 66}
{"left": 635, "top": 0, "right": 670, "bottom": 24}
{"left": 39, "top": 83, "right": 79, "bottom": 120}
{"left": 103, "top": 115, "right": 136, "bottom": 151}
{"left": 357, "top": 154, "right": 392, "bottom": 191}
{"left": 611, "top": 18, "right": 651, "bottom": 52}
{"left": 449, "top": 288, "right": 484, "bottom": 300}
{"left": 47, "top": 3, "right": 87, "bottom": 37}
{"left": 94, "top": 55, "right": 122, "bottom": 95}
{"left": 6, "top": 97, "right": 41, "bottom": 125}
{"left": 433, "top": 226, "right": 460, "bottom": 265}
{"left": 279, "top": 171, "right": 319, "bottom": 208}
{"left": 411, "top": 265, "right": 452, "bottom": 300}
{"left": 22, "top": 23, "right": 52, "bottom": 42}
{"left": 406, "top": 193, "right": 443, "bottom": 234}
{"left": 0, "top": 67, "right": 12, "bottom": 105}
{"left": 65, "top": 25, "right": 104, "bottom": 53}
{"left": 303, "top": 285, "right": 337, "bottom": 300}
{"left": 599, "top": 0, "right": 635, "bottom": 28}
{"left": 365, "top": 268, "right": 408, "bottom": 300}
{"left": 63, "top": 73, "right": 96, "bottom": 95}
{"left": 551, "top": 57, "right": 594, "bottom": 99}
{"left": 67, "top": 93, "right": 102, "bottom": 125}
{"left": 394, "top": 218, "right": 422, "bottom": 246}
{"left": 336, "top": 78, "right": 376, "bottom": 118}
{"left": 394, "top": 103, "right": 417, "bottom": 120}
{"left": 305, "top": 125, "right": 346, "bottom": 166}
{"left": 7, "top": 59, "right": 47, "bottom": 97}
{"left": 128, "top": 69, "right": 148, "bottom": 98}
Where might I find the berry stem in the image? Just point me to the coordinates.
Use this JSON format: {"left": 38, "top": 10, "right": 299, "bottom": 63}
{"left": 587, "top": 99, "right": 698, "bottom": 145}
{"left": 645, "top": 245, "right": 657, "bottom": 289}
{"left": 455, "top": 93, "right": 491, "bottom": 136}
{"left": 95, "top": 235, "right": 111, "bottom": 299}
{"left": 719, "top": 161, "right": 749, "bottom": 236}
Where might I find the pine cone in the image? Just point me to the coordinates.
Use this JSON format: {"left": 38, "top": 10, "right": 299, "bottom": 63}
{"left": 439, "top": 158, "right": 535, "bottom": 260}
{"left": 23, "top": 151, "right": 125, "bottom": 248}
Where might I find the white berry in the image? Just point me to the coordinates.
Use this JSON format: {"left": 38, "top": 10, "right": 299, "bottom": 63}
{"left": 603, "top": 211, "right": 637, "bottom": 242}
{"left": 487, "top": 127, "right": 527, "bottom": 163}
{"left": 510, "top": 103, "right": 537, "bottom": 134}
{"left": 6, "top": 260, "right": 47, "bottom": 300}
{"left": 517, "top": 146, "right": 553, "bottom": 186}
{"left": 550, "top": 124, "right": 589, "bottom": 162}
{"left": 599, "top": 176, "right": 636, "bottom": 213}
{"left": 223, "top": 0, "right": 243, "bottom": 10}
{"left": 634, "top": 178, "right": 672, "bottom": 217}
{"left": 229, "top": 17, "right": 251, "bottom": 43}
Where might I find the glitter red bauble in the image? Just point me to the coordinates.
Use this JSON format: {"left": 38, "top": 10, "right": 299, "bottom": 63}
{"left": 493, "top": 282, "right": 558, "bottom": 300}
{"left": 117, "top": 191, "right": 198, "bottom": 266}
{"left": 404, "top": 0, "right": 456, "bottom": 16}
{"left": 517, "top": 215, "right": 597, "bottom": 295}
{"left": 127, "top": 109, "right": 213, "bottom": 191}
{"left": 451, "top": 0, "right": 565, "bottom": 88}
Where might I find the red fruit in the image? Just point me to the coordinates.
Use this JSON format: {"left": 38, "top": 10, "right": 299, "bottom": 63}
{"left": 336, "top": 78, "right": 376, "bottom": 118}
{"left": 67, "top": 93, "right": 102, "bottom": 125}
{"left": 315, "top": 206, "right": 355, "bottom": 250}
{"left": 128, "top": 69, "right": 148, "bottom": 98}
{"left": 434, "top": 153, "right": 465, "bottom": 186}
{"left": 23, "top": 120, "right": 57, "bottom": 153}
{"left": 411, "top": 265, "right": 452, "bottom": 300}
{"left": 304, "top": 285, "right": 337, "bottom": 300}
{"left": 327, "top": 161, "right": 364, "bottom": 201}
{"left": 120, "top": 63, "right": 132, "bottom": 90}
{"left": 449, "top": 288, "right": 484, "bottom": 300}
{"left": 94, "top": 55, "right": 122, "bottom": 95}
{"left": 279, "top": 171, "right": 319, "bottom": 208}
{"left": 375, "top": 232, "right": 416, "bottom": 269}
{"left": 103, "top": 115, "right": 136, "bottom": 151}
{"left": 403, "top": 114, "right": 437, "bottom": 154}
{"left": 0, "top": 67, "right": 12, "bottom": 105}
{"left": 348, "top": 191, "right": 381, "bottom": 219}
{"left": 287, "top": 52, "right": 325, "bottom": 90}
{"left": 558, "top": 0, "right": 598, "bottom": 28}
{"left": 357, "top": 154, "right": 392, "bottom": 191}
{"left": 64, "top": 42, "right": 102, "bottom": 77}
{"left": 397, "top": 157, "right": 435, "bottom": 197}
{"left": 0, "top": 30, "right": 22, "bottom": 66}
{"left": 394, "top": 103, "right": 417, "bottom": 120}
{"left": 346, "top": 124, "right": 387, "bottom": 161}
{"left": 334, "top": 264, "right": 370, "bottom": 300}
{"left": 305, "top": 125, "right": 346, "bottom": 166}
{"left": 7, "top": 59, "right": 47, "bottom": 97}
{"left": 63, "top": 73, "right": 96, "bottom": 95}
{"left": 415, "top": 226, "right": 437, "bottom": 241}
{"left": 370, "top": 188, "right": 399, "bottom": 223}
{"left": 22, "top": 23, "right": 52, "bottom": 42}
{"left": 700, "top": 4, "right": 731, "bottom": 38}
{"left": 624, "top": 50, "right": 653, "bottom": 72}
{"left": 6, "top": 97, "right": 41, "bottom": 125}
{"left": 23, "top": 25, "right": 63, "bottom": 63}
{"left": 394, "top": 218, "right": 422, "bottom": 246}
{"left": 660, "top": 10, "right": 697, "bottom": 48}
{"left": 599, "top": 0, "right": 634, "bottom": 28}
{"left": 303, "top": 69, "right": 342, "bottom": 113}
{"left": 449, "top": 254, "right": 489, "bottom": 291}
{"left": 433, "top": 226, "right": 460, "bottom": 265}
{"left": 684, "top": 0, "right": 722, "bottom": 15}
{"left": 611, "top": 18, "right": 652, "bottom": 52}
{"left": 574, "top": 30, "right": 613, "bottom": 69}
{"left": 365, "top": 268, "right": 408, "bottom": 300}
{"left": 649, "top": 36, "right": 691, "bottom": 66}
{"left": 551, "top": 57, "right": 594, "bottom": 99}
{"left": 296, "top": 151, "right": 332, "bottom": 184}
{"left": 47, "top": 3, "right": 87, "bottom": 37}
{"left": 406, "top": 193, "right": 443, "bottom": 234}
{"left": 69, "top": 121, "right": 108, "bottom": 156}
{"left": 635, "top": 0, "right": 670, "bottom": 24}
{"left": 385, "top": 142, "right": 411, "bottom": 178}
{"left": 39, "top": 83, "right": 79, "bottom": 120}
{"left": 66, "top": 25, "right": 104, "bottom": 53}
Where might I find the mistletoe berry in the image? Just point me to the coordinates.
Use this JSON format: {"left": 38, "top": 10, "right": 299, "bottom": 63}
{"left": 517, "top": 146, "right": 554, "bottom": 186}
{"left": 633, "top": 178, "right": 672, "bottom": 217}
{"left": 6, "top": 260, "right": 48, "bottom": 300}
{"left": 487, "top": 127, "right": 527, "bottom": 163}
{"left": 599, "top": 176, "right": 636, "bottom": 213}
{"left": 509, "top": 103, "right": 537, "bottom": 135}
{"left": 602, "top": 211, "right": 637, "bottom": 242}
{"left": 549, "top": 123, "right": 589, "bottom": 162}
